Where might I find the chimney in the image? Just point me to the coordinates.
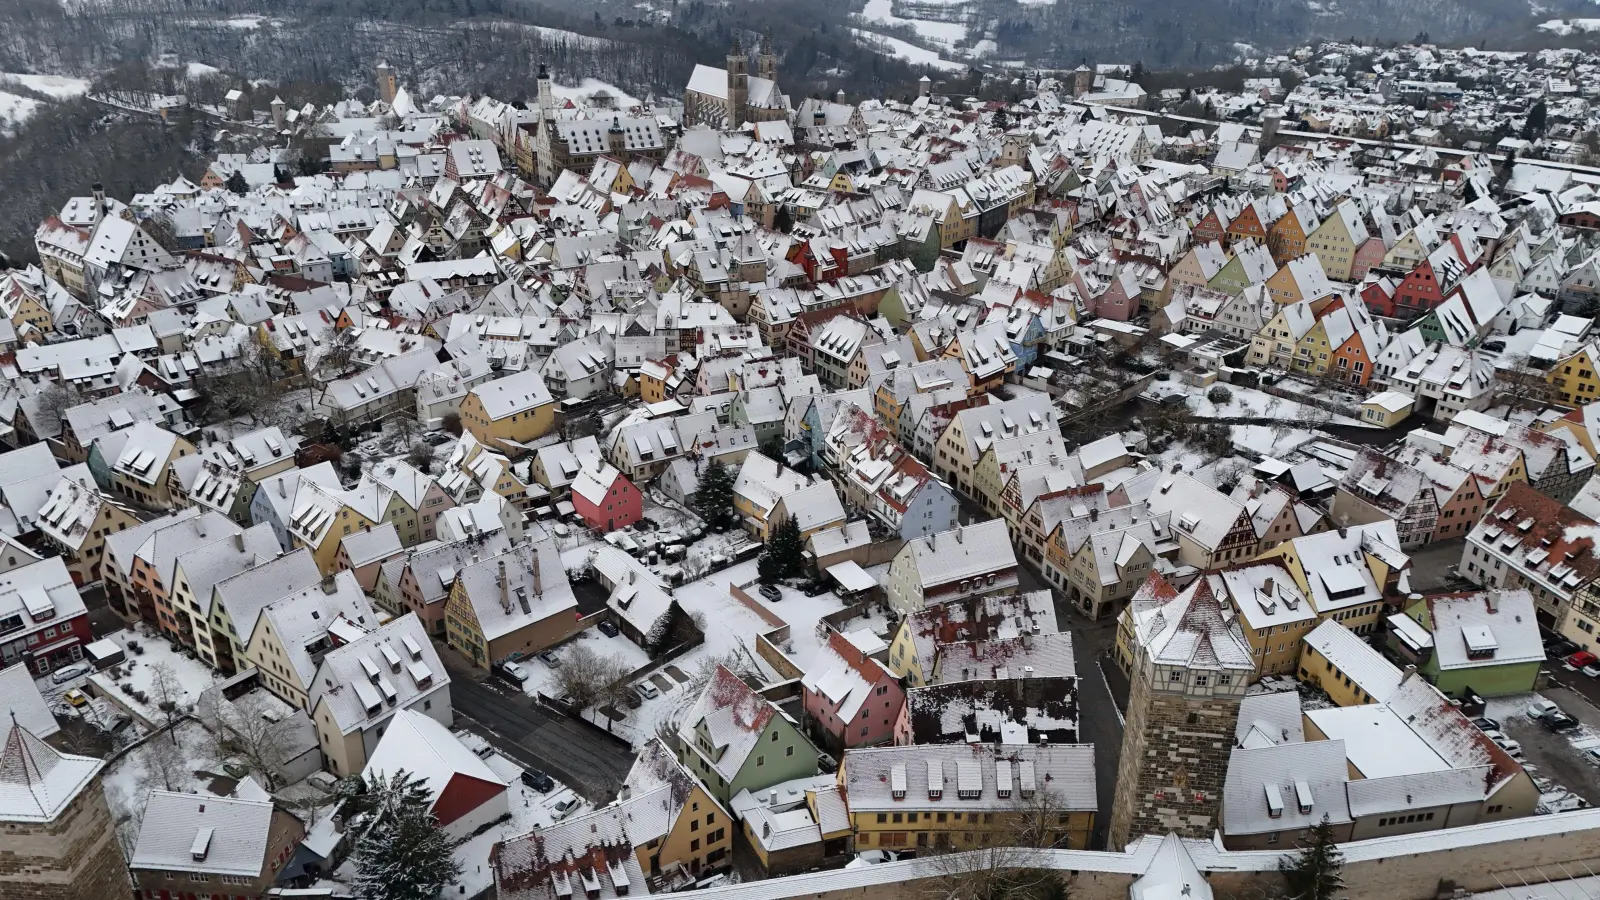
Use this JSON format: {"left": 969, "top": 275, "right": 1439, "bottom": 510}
{"left": 1262, "top": 577, "right": 1274, "bottom": 595}
{"left": 769, "top": 788, "right": 778, "bottom": 803}
{"left": 278, "top": 478, "right": 287, "bottom": 498}
{"left": 1402, "top": 665, "right": 1417, "bottom": 685}
{"left": 1337, "top": 526, "right": 1349, "bottom": 539}
{"left": 320, "top": 575, "right": 338, "bottom": 595}
{"left": 196, "top": 519, "right": 207, "bottom": 539}
{"left": 1485, "top": 592, "right": 1498, "bottom": 613}
{"left": 1089, "top": 507, "right": 1098, "bottom": 522}
{"left": 498, "top": 559, "right": 511, "bottom": 613}
{"left": 233, "top": 533, "right": 245, "bottom": 552}
{"left": 954, "top": 527, "right": 963, "bottom": 545}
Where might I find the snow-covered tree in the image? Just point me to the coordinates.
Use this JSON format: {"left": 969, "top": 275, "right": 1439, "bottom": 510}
{"left": 757, "top": 513, "right": 804, "bottom": 582}
{"left": 351, "top": 770, "right": 463, "bottom": 900}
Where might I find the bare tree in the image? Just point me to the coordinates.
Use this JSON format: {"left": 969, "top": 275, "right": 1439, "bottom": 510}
{"left": 143, "top": 727, "right": 187, "bottom": 792}
{"left": 1496, "top": 353, "right": 1557, "bottom": 411}
{"left": 552, "top": 643, "right": 617, "bottom": 717}
{"left": 922, "top": 787, "right": 1075, "bottom": 900}
{"left": 147, "top": 662, "right": 187, "bottom": 744}
{"left": 197, "top": 692, "right": 296, "bottom": 791}
{"left": 30, "top": 381, "right": 82, "bottom": 438}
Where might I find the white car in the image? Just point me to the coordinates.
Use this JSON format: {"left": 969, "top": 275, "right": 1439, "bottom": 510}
{"left": 551, "top": 796, "right": 582, "bottom": 821}
{"left": 1483, "top": 731, "right": 1523, "bottom": 757}
{"left": 636, "top": 681, "right": 660, "bottom": 700}
{"left": 49, "top": 662, "right": 91, "bottom": 685}
{"left": 1527, "top": 700, "right": 1561, "bottom": 720}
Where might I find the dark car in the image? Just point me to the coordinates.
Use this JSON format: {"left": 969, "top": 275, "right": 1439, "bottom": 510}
{"left": 1472, "top": 716, "right": 1500, "bottom": 732}
{"left": 520, "top": 769, "right": 555, "bottom": 793}
{"left": 597, "top": 621, "right": 621, "bottom": 638}
{"left": 1542, "top": 712, "right": 1582, "bottom": 732}
{"left": 802, "top": 580, "right": 830, "bottom": 597}
{"left": 759, "top": 584, "right": 783, "bottom": 602}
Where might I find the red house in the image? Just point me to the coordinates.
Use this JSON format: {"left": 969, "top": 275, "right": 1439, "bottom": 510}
{"left": 362, "top": 708, "right": 509, "bottom": 839}
{"left": 571, "top": 460, "right": 643, "bottom": 531}
{"left": 1392, "top": 242, "right": 1471, "bottom": 320}
{"left": 800, "top": 628, "right": 905, "bottom": 753}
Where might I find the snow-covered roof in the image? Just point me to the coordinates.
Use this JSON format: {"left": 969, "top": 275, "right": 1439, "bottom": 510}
{"left": 130, "top": 791, "right": 275, "bottom": 876}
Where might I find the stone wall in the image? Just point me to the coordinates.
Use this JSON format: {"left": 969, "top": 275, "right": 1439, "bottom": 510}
{"left": 0, "top": 772, "right": 132, "bottom": 900}
{"left": 1109, "top": 673, "right": 1239, "bottom": 849}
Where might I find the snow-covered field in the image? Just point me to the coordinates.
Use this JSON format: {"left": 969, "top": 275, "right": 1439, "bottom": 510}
{"left": 551, "top": 78, "right": 641, "bottom": 112}
{"left": 850, "top": 28, "right": 966, "bottom": 71}
{"left": 0, "top": 91, "right": 41, "bottom": 131}
{"left": 0, "top": 73, "right": 90, "bottom": 98}
{"left": 1539, "top": 18, "right": 1600, "bottom": 34}
{"left": 1144, "top": 379, "right": 1363, "bottom": 426}
{"left": 187, "top": 61, "right": 222, "bottom": 78}
{"left": 860, "top": 0, "right": 968, "bottom": 49}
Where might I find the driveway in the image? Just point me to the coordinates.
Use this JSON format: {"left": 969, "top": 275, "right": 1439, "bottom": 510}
{"left": 1406, "top": 539, "right": 1469, "bottom": 593}
{"left": 447, "top": 661, "right": 636, "bottom": 803}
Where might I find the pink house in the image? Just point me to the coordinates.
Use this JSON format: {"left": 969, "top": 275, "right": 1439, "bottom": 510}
{"left": 1351, "top": 236, "right": 1388, "bottom": 282}
{"left": 571, "top": 460, "right": 642, "bottom": 532}
{"left": 1081, "top": 267, "right": 1141, "bottom": 321}
{"left": 801, "top": 629, "right": 904, "bottom": 753}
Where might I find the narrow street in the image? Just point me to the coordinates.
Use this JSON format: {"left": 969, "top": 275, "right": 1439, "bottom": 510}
{"left": 444, "top": 658, "right": 637, "bottom": 804}
{"left": 958, "top": 498, "right": 1124, "bottom": 849}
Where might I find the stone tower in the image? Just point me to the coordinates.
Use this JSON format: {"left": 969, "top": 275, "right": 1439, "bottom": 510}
{"left": 726, "top": 36, "right": 749, "bottom": 128}
{"left": 1108, "top": 576, "right": 1254, "bottom": 850}
{"left": 0, "top": 721, "right": 132, "bottom": 900}
{"left": 1261, "top": 105, "right": 1283, "bottom": 150}
{"left": 758, "top": 28, "right": 778, "bottom": 83}
{"left": 537, "top": 62, "right": 555, "bottom": 125}
{"left": 270, "top": 95, "right": 287, "bottom": 132}
{"left": 376, "top": 61, "right": 398, "bottom": 105}
{"left": 1073, "top": 63, "right": 1093, "bottom": 99}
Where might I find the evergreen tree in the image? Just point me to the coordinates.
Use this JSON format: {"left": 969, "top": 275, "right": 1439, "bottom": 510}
{"left": 773, "top": 203, "right": 794, "bottom": 234}
{"left": 693, "top": 459, "right": 735, "bottom": 529}
{"left": 1280, "top": 815, "right": 1345, "bottom": 900}
{"left": 758, "top": 514, "right": 804, "bottom": 582}
{"left": 992, "top": 106, "right": 1010, "bottom": 131}
{"left": 1523, "top": 99, "right": 1547, "bottom": 141}
{"left": 224, "top": 170, "right": 249, "bottom": 195}
{"left": 351, "top": 771, "right": 463, "bottom": 900}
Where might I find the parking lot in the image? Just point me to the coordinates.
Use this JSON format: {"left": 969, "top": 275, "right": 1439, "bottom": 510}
{"left": 1485, "top": 689, "right": 1600, "bottom": 809}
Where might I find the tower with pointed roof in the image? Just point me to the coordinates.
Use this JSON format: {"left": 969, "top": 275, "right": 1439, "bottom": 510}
{"left": 758, "top": 28, "right": 778, "bottom": 82}
{"left": 375, "top": 61, "right": 398, "bottom": 105}
{"left": 0, "top": 718, "right": 132, "bottom": 900}
{"left": 1108, "top": 575, "right": 1255, "bottom": 850}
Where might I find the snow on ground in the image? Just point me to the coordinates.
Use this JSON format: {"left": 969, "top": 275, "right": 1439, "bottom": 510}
{"left": 101, "top": 719, "right": 223, "bottom": 844}
{"left": 849, "top": 28, "right": 966, "bottom": 71}
{"left": 969, "top": 39, "right": 997, "bottom": 57}
{"left": 1229, "top": 423, "right": 1319, "bottom": 458}
{"left": 449, "top": 734, "right": 593, "bottom": 897}
{"left": 0, "top": 73, "right": 91, "bottom": 98}
{"left": 1144, "top": 379, "right": 1363, "bottom": 426}
{"left": 87, "top": 628, "right": 224, "bottom": 727}
{"left": 186, "top": 62, "right": 222, "bottom": 78}
{"left": 551, "top": 78, "right": 642, "bottom": 112}
{"left": 860, "top": 0, "right": 968, "bottom": 49}
{"left": 1540, "top": 18, "right": 1600, "bottom": 34}
{"left": 0, "top": 92, "right": 40, "bottom": 131}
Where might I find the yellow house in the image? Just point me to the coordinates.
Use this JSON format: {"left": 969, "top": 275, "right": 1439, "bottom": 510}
{"left": 1298, "top": 619, "right": 1405, "bottom": 706}
{"left": 1304, "top": 200, "right": 1368, "bottom": 282}
{"left": 170, "top": 523, "right": 282, "bottom": 667}
{"left": 110, "top": 423, "right": 197, "bottom": 509}
{"left": 288, "top": 480, "right": 376, "bottom": 575}
{"left": 207, "top": 548, "right": 324, "bottom": 677}
{"left": 1266, "top": 205, "right": 1317, "bottom": 267}
{"left": 840, "top": 743, "right": 1097, "bottom": 851}
{"left": 1252, "top": 526, "right": 1404, "bottom": 638}
{"left": 1247, "top": 300, "right": 1316, "bottom": 369}
{"left": 33, "top": 477, "right": 138, "bottom": 586}
{"left": 638, "top": 360, "right": 672, "bottom": 404}
{"left": 459, "top": 369, "right": 557, "bottom": 453}
{"left": 240, "top": 570, "right": 375, "bottom": 710}
{"left": 0, "top": 281, "right": 54, "bottom": 336}
{"left": 1359, "top": 391, "right": 1414, "bottom": 428}
{"left": 731, "top": 452, "right": 810, "bottom": 541}
{"left": 1548, "top": 345, "right": 1600, "bottom": 408}
{"left": 443, "top": 539, "right": 580, "bottom": 669}
{"left": 1212, "top": 564, "right": 1319, "bottom": 677}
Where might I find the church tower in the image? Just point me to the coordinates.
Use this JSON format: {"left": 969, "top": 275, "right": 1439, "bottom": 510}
{"left": 726, "top": 36, "right": 749, "bottom": 128}
{"left": 1107, "top": 576, "right": 1253, "bottom": 850}
{"left": 758, "top": 28, "right": 778, "bottom": 83}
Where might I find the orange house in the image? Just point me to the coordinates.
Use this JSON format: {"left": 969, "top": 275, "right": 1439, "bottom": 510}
{"left": 1329, "top": 330, "right": 1375, "bottom": 387}
{"left": 1192, "top": 207, "right": 1231, "bottom": 247}
{"left": 1267, "top": 207, "right": 1316, "bottom": 267}
{"left": 1224, "top": 201, "right": 1270, "bottom": 248}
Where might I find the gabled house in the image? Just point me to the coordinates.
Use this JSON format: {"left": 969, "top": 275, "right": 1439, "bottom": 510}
{"left": 800, "top": 628, "right": 904, "bottom": 753}
{"left": 675, "top": 665, "right": 819, "bottom": 805}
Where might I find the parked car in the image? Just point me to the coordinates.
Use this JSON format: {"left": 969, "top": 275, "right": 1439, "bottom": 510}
{"left": 1587, "top": 748, "right": 1600, "bottom": 764}
{"left": 802, "top": 580, "right": 830, "bottom": 597}
{"left": 539, "top": 651, "right": 561, "bottom": 667}
{"left": 1566, "top": 651, "right": 1597, "bottom": 670}
{"left": 64, "top": 688, "right": 89, "bottom": 708}
{"left": 551, "top": 796, "right": 581, "bottom": 820}
{"left": 494, "top": 660, "right": 530, "bottom": 684}
{"left": 1547, "top": 638, "right": 1580, "bottom": 659}
{"left": 1527, "top": 699, "right": 1561, "bottom": 719}
{"left": 1484, "top": 731, "right": 1523, "bottom": 757}
{"left": 759, "top": 584, "right": 783, "bottom": 602}
{"left": 817, "top": 752, "right": 839, "bottom": 774}
{"left": 1585, "top": 664, "right": 1600, "bottom": 678}
{"left": 49, "top": 662, "right": 91, "bottom": 685}
{"left": 1471, "top": 716, "right": 1500, "bottom": 731}
{"left": 1542, "top": 712, "right": 1581, "bottom": 732}
{"left": 520, "top": 769, "right": 555, "bottom": 793}
{"left": 636, "top": 681, "right": 660, "bottom": 700}
{"left": 597, "top": 621, "right": 621, "bottom": 638}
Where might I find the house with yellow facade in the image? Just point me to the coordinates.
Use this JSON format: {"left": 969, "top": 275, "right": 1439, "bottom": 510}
{"left": 110, "top": 422, "right": 197, "bottom": 509}
{"left": 240, "top": 570, "right": 378, "bottom": 710}
{"left": 442, "top": 538, "right": 580, "bottom": 669}
{"left": 1299, "top": 618, "right": 1405, "bottom": 706}
{"left": 1303, "top": 200, "right": 1370, "bottom": 282}
{"left": 287, "top": 480, "right": 376, "bottom": 575}
{"left": 1263, "top": 254, "right": 1336, "bottom": 306}
{"left": 840, "top": 742, "right": 1097, "bottom": 851}
{"left": 1253, "top": 524, "right": 1409, "bottom": 638}
{"left": 458, "top": 368, "right": 557, "bottom": 453}
{"left": 885, "top": 591, "right": 1057, "bottom": 687}
{"left": 1210, "top": 564, "right": 1319, "bottom": 677}
{"left": 1548, "top": 345, "right": 1600, "bottom": 407}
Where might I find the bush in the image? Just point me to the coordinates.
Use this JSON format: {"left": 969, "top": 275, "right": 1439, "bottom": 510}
{"left": 1207, "top": 385, "right": 1234, "bottom": 405}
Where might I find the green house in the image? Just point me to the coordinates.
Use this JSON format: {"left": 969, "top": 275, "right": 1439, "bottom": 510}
{"left": 1393, "top": 590, "right": 1543, "bottom": 698}
{"left": 674, "top": 664, "right": 819, "bottom": 805}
